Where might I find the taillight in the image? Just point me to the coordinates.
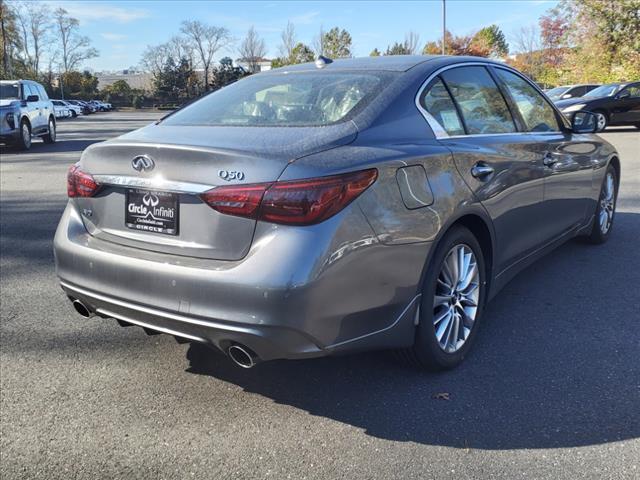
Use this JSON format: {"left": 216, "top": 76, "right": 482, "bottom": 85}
{"left": 67, "top": 165, "right": 101, "bottom": 197}
{"left": 200, "top": 169, "right": 377, "bottom": 226}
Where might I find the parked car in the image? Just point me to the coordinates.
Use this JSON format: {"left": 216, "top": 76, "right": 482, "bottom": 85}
{"left": 66, "top": 100, "right": 91, "bottom": 115}
{"left": 55, "top": 56, "right": 620, "bottom": 370}
{"left": 555, "top": 81, "right": 640, "bottom": 131}
{"left": 0, "top": 79, "right": 56, "bottom": 150}
{"left": 89, "top": 100, "right": 111, "bottom": 111}
{"left": 55, "top": 100, "right": 83, "bottom": 117}
{"left": 51, "top": 100, "right": 72, "bottom": 119}
{"left": 545, "top": 84, "right": 600, "bottom": 101}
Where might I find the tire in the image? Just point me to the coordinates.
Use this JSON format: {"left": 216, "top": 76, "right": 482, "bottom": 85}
{"left": 593, "top": 110, "right": 608, "bottom": 132}
{"left": 71, "top": 110, "right": 77, "bottom": 118}
{"left": 42, "top": 117, "right": 56, "bottom": 144}
{"left": 402, "top": 225, "right": 487, "bottom": 370}
{"left": 17, "top": 119, "right": 32, "bottom": 150}
{"left": 585, "top": 164, "right": 617, "bottom": 244}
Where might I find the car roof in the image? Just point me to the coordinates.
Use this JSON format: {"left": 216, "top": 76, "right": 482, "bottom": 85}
{"left": 269, "top": 55, "right": 446, "bottom": 73}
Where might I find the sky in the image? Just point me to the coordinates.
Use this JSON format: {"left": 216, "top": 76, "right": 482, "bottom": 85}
{"left": 42, "top": 0, "right": 559, "bottom": 71}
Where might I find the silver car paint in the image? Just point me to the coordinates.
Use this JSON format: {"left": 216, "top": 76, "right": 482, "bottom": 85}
{"left": 54, "top": 56, "right": 619, "bottom": 361}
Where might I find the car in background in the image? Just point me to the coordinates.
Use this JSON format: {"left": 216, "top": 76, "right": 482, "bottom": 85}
{"left": 89, "top": 100, "right": 112, "bottom": 112}
{"left": 545, "top": 84, "right": 600, "bottom": 101}
{"left": 55, "top": 100, "right": 83, "bottom": 117}
{"left": 51, "top": 100, "right": 72, "bottom": 119}
{"left": 56, "top": 56, "right": 620, "bottom": 371}
{"left": 0, "top": 79, "right": 56, "bottom": 150}
{"left": 556, "top": 81, "right": 640, "bottom": 131}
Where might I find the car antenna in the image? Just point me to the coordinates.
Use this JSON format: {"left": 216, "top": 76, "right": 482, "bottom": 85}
{"left": 315, "top": 55, "right": 333, "bottom": 69}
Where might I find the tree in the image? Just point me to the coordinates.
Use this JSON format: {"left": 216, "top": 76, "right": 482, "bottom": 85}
{"left": 290, "top": 42, "right": 314, "bottom": 64}
{"left": 238, "top": 26, "right": 267, "bottom": 73}
{"left": 1, "top": 1, "right": 23, "bottom": 78}
{"left": 13, "top": 1, "right": 51, "bottom": 76}
{"left": 473, "top": 25, "right": 509, "bottom": 58}
{"left": 153, "top": 56, "right": 196, "bottom": 102}
{"left": 180, "top": 20, "right": 230, "bottom": 90}
{"left": 53, "top": 8, "right": 98, "bottom": 73}
{"left": 508, "top": 25, "right": 547, "bottom": 81}
{"left": 404, "top": 31, "right": 420, "bottom": 55}
{"left": 278, "top": 21, "right": 296, "bottom": 59}
{"left": 322, "top": 27, "right": 352, "bottom": 58}
{"left": 423, "top": 30, "right": 491, "bottom": 57}
{"left": 385, "top": 42, "right": 412, "bottom": 55}
{"left": 210, "top": 56, "right": 246, "bottom": 90}
{"left": 369, "top": 48, "right": 381, "bottom": 57}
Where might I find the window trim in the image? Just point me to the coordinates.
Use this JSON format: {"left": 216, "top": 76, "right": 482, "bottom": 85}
{"left": 415, "top": 61, "right": 570, "bottom": 138}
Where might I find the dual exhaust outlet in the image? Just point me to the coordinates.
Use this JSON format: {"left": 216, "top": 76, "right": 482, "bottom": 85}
{"left": 69, "top": 298, "right": 260, "bottom": 368}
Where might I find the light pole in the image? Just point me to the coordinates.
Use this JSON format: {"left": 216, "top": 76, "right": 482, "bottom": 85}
{"left": 442, "top": 0, "right": 446, "bottom": 55}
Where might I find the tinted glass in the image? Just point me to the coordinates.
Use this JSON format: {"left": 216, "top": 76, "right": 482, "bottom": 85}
{"left": 420, "top": 78, "right": 465, "bottom": 136}
{"left": 495, "top": 69, "right": 559, "bottom": 132}
{"left": 622, "top": 85, "right": 640, "bottom": 98}
{"left": 584, "top": 84, "right": 619, "bottom": 98}
{"left": 440, "top": 66, "right": 516, "bottom": 134}
{"left": 0, "top": 84, "right": 20, "bottom": 99}
{"left": 37, "top": 85, "right": 48, "bottom": 100}
{"left": 163, "top": 71, "right": 397, "bottom": 127}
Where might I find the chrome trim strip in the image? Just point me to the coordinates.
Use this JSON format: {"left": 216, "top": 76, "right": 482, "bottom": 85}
{"left": 92, "top": 175, "right": 214, "bottom": 194}
{"left": 414, "top": 61, "right": 566, "bottom": 139}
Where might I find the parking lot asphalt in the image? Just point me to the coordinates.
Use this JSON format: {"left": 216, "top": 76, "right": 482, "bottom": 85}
{"left": 1, "top": 112, "right": 639, "bottom": 479}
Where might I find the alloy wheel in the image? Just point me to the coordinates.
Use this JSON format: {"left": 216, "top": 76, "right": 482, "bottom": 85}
{"left": 433, "top": 244, "right": 480, "bottom": 353}
{"left": 49, "top": 119, "right": 56, "bottom": 142}
{"left": 595, "top": 113, "right": 607, "bottom": 132}
{"left": 599, "top": 172, "right": 615, "bottom": 234}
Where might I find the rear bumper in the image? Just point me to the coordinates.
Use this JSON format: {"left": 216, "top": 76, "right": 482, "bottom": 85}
{"left": 54, "top": 202, "right": 430, "bottom": 361}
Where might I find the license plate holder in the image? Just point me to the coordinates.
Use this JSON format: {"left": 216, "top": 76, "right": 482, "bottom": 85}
{"left": 125, "top": 189, "right": 179, "bottom": 235}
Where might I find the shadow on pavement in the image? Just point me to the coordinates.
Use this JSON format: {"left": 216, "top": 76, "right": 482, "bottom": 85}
{"left": 186, "top": 211, "right": 640, "bottom": 450}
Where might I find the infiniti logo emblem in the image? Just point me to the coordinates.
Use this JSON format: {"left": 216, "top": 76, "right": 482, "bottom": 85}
{"left": 132, "top": 155, "right": 155, "bottom": 172}
{"left": 142, "top": 193, "right": 159, "bottom": 207}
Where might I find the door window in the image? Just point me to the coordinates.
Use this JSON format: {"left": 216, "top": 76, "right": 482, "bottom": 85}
{"left": 440, "top": 66, "right": 517, "bottom": 135}
{"left": 621, "top": 85, "right": 640, "bottom": 98}
{"left": 37, "top": 85, "right": 48, "bottom": 100}
{"left": 495, "top": 69, "right": 560, "bottom": 132}
{"left": 419, "top": 78, "right": 465, "bottom": 136}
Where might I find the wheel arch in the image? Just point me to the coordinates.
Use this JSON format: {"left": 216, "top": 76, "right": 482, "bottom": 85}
{"left": 418, "top": 208, "right": 496, "bottom": 300}
{"left": 608, "top": 155, "right": 621, "bottom": 189}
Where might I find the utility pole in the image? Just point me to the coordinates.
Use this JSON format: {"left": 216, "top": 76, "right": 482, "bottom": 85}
{"left": 442, "top": 0, "right": 446, "bottom": 55}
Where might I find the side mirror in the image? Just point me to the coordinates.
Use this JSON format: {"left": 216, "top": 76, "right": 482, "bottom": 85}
{"left": 26, "top": 95, "right": 39, "bottom": 102}
{"left": 571, "top": 111, "right": 598, "bottom": 134}
{"left": 616, "top": 90, "right": 630, "bottom": 100}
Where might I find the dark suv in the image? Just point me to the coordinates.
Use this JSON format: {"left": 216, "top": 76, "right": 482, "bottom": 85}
{"left": 0, "top": 79, "right": 57, "bottom": 150}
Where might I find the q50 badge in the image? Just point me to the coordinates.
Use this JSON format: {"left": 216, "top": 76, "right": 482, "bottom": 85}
{"left": 218, "top": 170, "right": 245, "bottom": 181}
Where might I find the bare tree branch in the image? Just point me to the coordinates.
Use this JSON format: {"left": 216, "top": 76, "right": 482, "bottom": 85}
{"left": 278, "top": 21, "right": 296, "bottom": 59}
{"left": 180, "top": 20, "right": 230, "bottom": 90}
{"left": 238, "top": 26, "right": 266, "bottom": 73}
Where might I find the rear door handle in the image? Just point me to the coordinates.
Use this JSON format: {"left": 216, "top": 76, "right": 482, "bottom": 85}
{"left": 543, "top": 153, "right": 557, "bottom": 167}
{"left": 471, "top": 163, "right": 494, "bottom": 179}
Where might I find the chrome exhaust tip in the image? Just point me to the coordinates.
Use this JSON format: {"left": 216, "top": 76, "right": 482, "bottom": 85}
{"left": 72, "top": 299, "right": 93, "bottom": 318}
{"left": 228, "top": 344, "right": 259, "bottom": 369}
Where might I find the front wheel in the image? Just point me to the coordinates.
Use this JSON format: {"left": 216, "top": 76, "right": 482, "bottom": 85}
{"left": 42, "top": 117, "right": 56, "bottom": 144}
{"left": 402, "top": 225, "right": 487, "bottom": 370}
{"left": 594, "top": 111, "right": 608, "bottom": 132}
{"left": 17, "top": 119, "right": 32, "bottom": 150}
{"left": 585, "top": 165, "right": 617, "bottom": 244}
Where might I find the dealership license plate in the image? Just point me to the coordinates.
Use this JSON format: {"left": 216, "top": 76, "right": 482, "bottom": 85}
{"left": 125, "top": 189, "right": 179, "bottom": 235}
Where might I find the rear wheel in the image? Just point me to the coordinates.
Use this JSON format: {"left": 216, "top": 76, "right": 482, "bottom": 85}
{"left": 585, "top": 165, "right": 617, "bottom": 244}
{"left": 402, "top": 226, "right": 487, "bottom": 370}
{"left": 17, "top": 119, "right": 32, "bottom": 150}
{"left": 594, "top": 110, "right": 608, "bottom": 132}
{"left": 71, "top": 110, "right": 77, "bottom": 118}
{"left": 42, "top": 117, "right": 56, "bottom": 144}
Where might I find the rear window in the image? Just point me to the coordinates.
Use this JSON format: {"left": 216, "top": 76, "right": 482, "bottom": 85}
{"left": 163, "top": 71, "right": 397, "bottom": 127}
{"left": 1, "top": 84, "right": 20, "bottom": 100}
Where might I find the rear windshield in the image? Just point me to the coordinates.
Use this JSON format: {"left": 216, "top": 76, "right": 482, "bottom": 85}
{"left": 1, "top": 84, "right": 21, "bottom": 100}
{"left": 584, "top": 84, "right": 619, "bottom": 98}
{"left": 163, "top": 71, "right": 397, "bottom": 127}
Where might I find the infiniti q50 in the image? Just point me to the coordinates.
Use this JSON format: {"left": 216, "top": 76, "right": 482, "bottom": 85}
{"left": 55, "top": 55, "right": 620, "bottom": 370}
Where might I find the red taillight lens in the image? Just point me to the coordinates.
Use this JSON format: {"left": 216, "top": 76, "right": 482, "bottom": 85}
{"left": 199, "top": 183, "right": 268, "bottom": 219}
{"left": 200, "top": 169, "right": 378, "bottom": 226}
{"left": 67, "top": 165, "right": 101, "bottom": 197}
